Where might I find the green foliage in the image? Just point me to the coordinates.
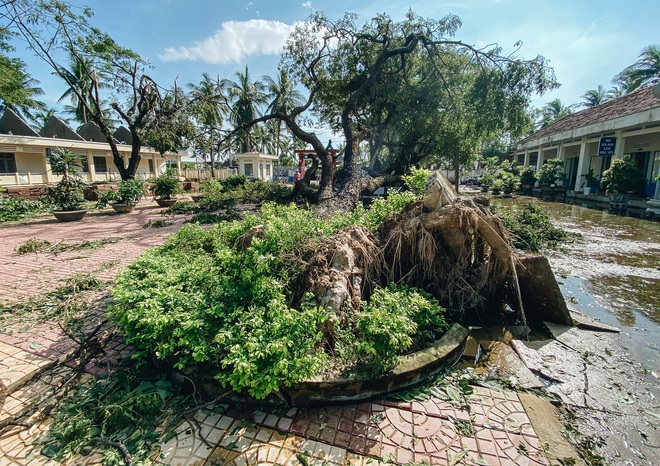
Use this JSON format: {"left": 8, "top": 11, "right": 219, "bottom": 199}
{"left": 0, "top": 196, "right": 44, "bottom": 222}
{"left": 111, "top": 197, "right": 420, "bottom": 398}
{"left": 16, "top": 237, "right": 120, "bottom": 254}
{"left": 401, "top": 167, "right": 431, "bottom": 195}
{"left": 519, "top": 166, "right": 537, "bottom": 186}
{"left": 537, "top": 159, "right": 565, "bottom": 186}
{"left": 96, "top": 179, "right": 145, "bottom": 208}
{"left": 350, "top": 285, "right": 447, "bottom": 368}
{"left": 601, "top": 157, "right": 645, "bottom": 193}
{"left": 354, "top": 191, "right": 418, "bottom": 231}
{"left": 150, "top": 170, "right": 182, "bottom": 199}
{"left": 42, "top": 370, "right": 187, "bottom": 464}
{"left": 493, "top": 202, "right": 574, "bottom": 251}
{"left": 46, "top": 148, "right": 86, "bottom": 211}
{"left": 184, "top": 208, "right": 242, "bottom": 224}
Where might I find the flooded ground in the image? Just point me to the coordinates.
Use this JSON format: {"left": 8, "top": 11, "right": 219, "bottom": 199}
{"left": 497, "top": 197, "right": 660, "bottom": 383}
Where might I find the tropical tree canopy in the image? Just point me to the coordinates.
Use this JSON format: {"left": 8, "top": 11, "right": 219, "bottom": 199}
{"left": 614, "top": 44, "right": 660, "bottom": 91}
{"left": 2, "top": 0, "right": 192, "bottom": 180}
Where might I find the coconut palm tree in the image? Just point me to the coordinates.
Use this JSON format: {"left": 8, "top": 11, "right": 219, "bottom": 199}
{"left": 223, "top": 65, "right": 267, "bottom": 153}
{"left": 57, "top": 52, "right": 104, "bottom": 125}
{"left": 581, "top": 85, "right": 609, "bottom": 108}
{"left": 0, "top": 74, "right": 47, "bottom": 122}
{"left": 607, "top": 82, "right": 627, "bottom": 99}
{"left": 537, "top": 99, "right": 576, "bottom": 128}
{"left": 614, "top": 44, "right": 660, "bottom": 91}
{"left": 263, "top": 69, "right": 305, "bottom": 157}
{"left": 188, "top": 73, "right": 227, "bottom": 177}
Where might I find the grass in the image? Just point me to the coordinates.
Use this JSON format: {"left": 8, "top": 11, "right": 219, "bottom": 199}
{"left": 16, "top": 237, "right": 121, "bottom": 255}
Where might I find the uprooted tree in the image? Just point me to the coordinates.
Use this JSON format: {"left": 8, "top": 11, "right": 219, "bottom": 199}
{"left": 1, "top": 0, "right": 193, "bottom": 180}
{"left": 231, "top": 11, "right": 557, "bottom": 209}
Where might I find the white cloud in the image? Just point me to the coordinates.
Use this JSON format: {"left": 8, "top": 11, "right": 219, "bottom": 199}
{"left": 302, "top": 1, "right": 312, "bottom": 8}
{"left": 159, "top": 19, "right": 296, "bottom": 64}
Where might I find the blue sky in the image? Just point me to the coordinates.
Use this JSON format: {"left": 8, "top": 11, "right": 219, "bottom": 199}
{"left": 10, "top": 0, "right": 660, "bottom": 141}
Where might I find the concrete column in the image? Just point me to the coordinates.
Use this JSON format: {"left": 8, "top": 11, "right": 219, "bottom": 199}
{"left": 86, "top": 150, "right": 96, "bottom": 182}
{"left": 536, "top": 147, "right": 544, "bottom": 171}
{"left": 42, "top": 151, "right": 51, "bottom": 184}
{"left": 523, "top": 149, "right": 530, "bottom": 167}
{"left": 613, "top": 130, "right": 625, "bottom": 159}
{"left": 573, "top": 138, "right": 588, "bottom": 189}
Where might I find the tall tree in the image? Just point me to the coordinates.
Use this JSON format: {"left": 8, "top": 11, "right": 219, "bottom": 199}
{"left": 538, "top": 99, "right": 575, "bottom": 128}
{"left": 223, "top": 65, "right": 267, "bottom": 153}
{"left": 263, "top": 69, "right": 304, "bottom": 157}
{"left": 581, "top": 84, "right": 609, "bottom": 108}
{"left": 223, "top": 11, "right": 556, "bottom": 206}
{"left": 187, "top": 73, "right": 227, "bottom": 177}
{"left": 2, "top": 0, "right": 191, "bottom": 180}
{"left": 614, "top": 44, "right": 660, "bottom": 91}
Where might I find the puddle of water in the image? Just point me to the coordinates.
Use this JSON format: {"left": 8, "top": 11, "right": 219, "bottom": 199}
{"left": 496, "top": 197, "right": 660, "bottom": 377}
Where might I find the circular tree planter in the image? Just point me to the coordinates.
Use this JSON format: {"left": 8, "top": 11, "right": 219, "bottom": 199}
{"left": 155, "top": 198, "right": 177, "bottom": 207}
{"left": 111, "top": 203, "right": 136, "bottom": 214}
{"left": 52, "top": 210, "right": 87, "bottom": 222}
{"left": 183, "top": 323, "right": 469, "bottom": 407}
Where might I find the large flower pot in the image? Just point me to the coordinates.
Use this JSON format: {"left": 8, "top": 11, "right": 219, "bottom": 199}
{"left": 583, "top": 186, "right": 592, "bottom": 195}
{"left": 155, "top": 198, "right": 177, "bottom": 207}
{"left": 111, "top": 203, "right": 136, "bottom": 214}
{"left": 53, "top": 210, "right": 87, "bottom": 222}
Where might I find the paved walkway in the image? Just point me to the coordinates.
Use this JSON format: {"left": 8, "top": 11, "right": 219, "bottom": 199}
{"left": 0, "top": 201, "right": 581, "bottom": 465}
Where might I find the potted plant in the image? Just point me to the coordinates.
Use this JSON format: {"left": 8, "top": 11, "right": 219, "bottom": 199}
{"left": 479, "top": 173, "right": 494, "bottom": 192}
{"left": 97, "top": 178, "right": 145, "bottom": 213}
{"left": 499, "top": 171, "right": 520, "bottom": 196}
{"left": 150, "top": 169, "right": 183, "bottom": 207}
{"left": 46, "top": 148, "right": 87, "bottom": 221}
{"left": 537, "top": 159, "right": 565, "bottom": 186}
{"left": 580, "top": 168, "right": 598, "bottom": 195}
{"left": 519, "top": 166, "right": 537, "bottom": 196}
{"left": 601, "top": 157, "right": 645, "bottom": 195}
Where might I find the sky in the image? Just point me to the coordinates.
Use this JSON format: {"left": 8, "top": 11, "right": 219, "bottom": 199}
{"left": 8, "top": 0, "right": 660, "bottom": 144}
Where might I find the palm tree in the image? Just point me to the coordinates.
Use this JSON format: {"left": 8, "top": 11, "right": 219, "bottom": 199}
{"left": 607, "top": 83, "right": 627, "bottom": 99}
{"left": 56, "top": 52, "right": 104, "bottom": 125}
{"left": 538, "top": 99, "right": 575, "bottom": 128}
{"left": 31, "top": 107, "right": 59, "bottom": 131}
{"left": 581, "top": 85, "right": 609, "bottom": 108}
{"left": 223, "top": 65, "right": 267, "bottom": 153}
{"left": 188, "top": 73, "right": 227, "bottom": 177}
{"left": 614, "top": 44, "right": 660, "bottom": 91}
{"left": 0, "top": 74, "right": 47, "bottom": 122}
{"left": 263, "top": 69, "right": 304, "bottom": 157}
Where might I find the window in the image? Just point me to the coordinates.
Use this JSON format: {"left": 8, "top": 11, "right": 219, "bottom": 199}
{"left": 244, "top": 163, "right": 253, "bottom": 177}
{"left": 266, "top": 163, "right": 271, "bottom": 176}
{"left": 0, "top": 153, "right": 16, "bottom": 174}
{"left": 81, "top": 157, "right": 90, "bottom": 173}
{"left": 148, "top": 159, "right": 154, "bottom": 173}
{"left": 93, "top": 156, "right": 108, "bottom": 173}
{"left": 259, "top": 163, "right": 264, "bottom": 178}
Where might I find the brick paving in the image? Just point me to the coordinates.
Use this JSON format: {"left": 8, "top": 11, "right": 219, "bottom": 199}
{"left": 0, "top": 201, "right": 576, "bottom": 465}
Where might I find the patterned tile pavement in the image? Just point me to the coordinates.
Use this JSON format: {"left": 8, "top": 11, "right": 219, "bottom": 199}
{"left": 0, "top": 201, "right": 570, "bottom": 465}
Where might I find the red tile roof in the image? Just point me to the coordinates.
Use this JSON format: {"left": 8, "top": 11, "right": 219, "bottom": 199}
{"left": 520, "top": 85, "right": 660, "bottom": 144}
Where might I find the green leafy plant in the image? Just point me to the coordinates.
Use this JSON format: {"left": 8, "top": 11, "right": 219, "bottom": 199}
{"left": 601, "top": 157, "right": 645, "bottom": 194}
{"left": 150, "top": 169, "right": 182, "bottom": 200}
{"left": 493, "top": 202, "right": 575, "bottom": 251}
{"left": 537, "top": 159, "right": 565, "bottom": 186}
{"left": 402, "top": 167, "right": 431, "bottom": 195}
{"left": 47, "top": 148, "right": 86, "bottom": 211}
{"left": 519, "top": 166, "right": 537, "bottom": 187}
{"left": 110, "top": 198, "right": 425, "bottom": 399}
{"left": 97, "top": 178, "right": 145, "bottom": 207}
{"left": 0, "top": 196, "right": 45, "bottom": 222}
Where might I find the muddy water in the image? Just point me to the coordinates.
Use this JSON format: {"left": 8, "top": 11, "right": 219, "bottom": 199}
{"left": 497, "top": 198, "right": 660, "bottom": 378}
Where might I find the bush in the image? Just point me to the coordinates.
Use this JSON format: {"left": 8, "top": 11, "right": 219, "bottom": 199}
{"left": 537, "top": 159, "right": 565, "bottom": 186}
{"left": 402, "top": 167, "right": 431, "bottom": 195}
{"left": 601, "top": 157, "right": 645, "bottom": 194}
{"left": 110, "top": 197, "right": 426, "bottom": 398}
{"left": 150, "top": 169, "right": 182, "bottom": 199}
{"left": 494, "top": 202, "right": 573, "bottom": 251}
{"left": 0, "top": 196, "right": 44, "bottom": 222}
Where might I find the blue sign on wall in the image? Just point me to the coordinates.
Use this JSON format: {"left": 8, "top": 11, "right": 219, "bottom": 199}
{"left": 598, "top": 137, "right": 617, "bottom": 156}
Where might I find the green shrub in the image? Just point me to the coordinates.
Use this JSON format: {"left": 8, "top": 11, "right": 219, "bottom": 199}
{"left": 402, "top": 167, "right": 431, "bottom": 195}
{"left": 350, "top": 285, "right": 447, "bottom": 368}
{"left": 601, "top": 157, "right": 645, "bottom": 193}
{"left": 110, "top": 198, "right": 425, "bottom": 398}
{"left": 150, "top": 169, "right": 182, "bottom": 199}
{"left": 0, "top": 196, "right": 44, "bottom": 222}
{"left": 537, "top": 159, "right": 565, "bottom": 186}
{"left": 494, "top": 202, "right": 573, "bottom": 251}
